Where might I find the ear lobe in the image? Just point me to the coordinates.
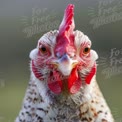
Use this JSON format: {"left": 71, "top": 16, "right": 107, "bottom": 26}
{"left": 91, "top": 50, "right": 99, "bottom": 61}
{"left": 29, "top": 49, "right": 38, "bottom": 59}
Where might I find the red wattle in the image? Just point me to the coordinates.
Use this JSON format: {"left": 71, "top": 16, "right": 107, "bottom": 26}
{"left": 48, "top": 71, "right": 63, "bottom": 94}
{"left": 48, "top": 81, "right": 62, "bottom": 94}
{"left": 32, "top": 60, "right": 43, "bottom": 80}
{"left": 85, "top": 63, "right": 96, "bottom": 84}
{"left": 68, "top": 67, "right": 81, "bottom": 94}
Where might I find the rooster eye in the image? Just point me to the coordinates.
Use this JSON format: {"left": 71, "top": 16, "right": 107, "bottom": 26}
{"left": 83, "top": 47, "right": 90, "bottom": 54}
{"left": 39, "top": 46, "right": 47, "bottom": 54}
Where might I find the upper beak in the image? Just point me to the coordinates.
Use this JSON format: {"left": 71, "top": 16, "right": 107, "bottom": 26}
{"left": 52, "top": 54, "right": 78, "bottom": 76}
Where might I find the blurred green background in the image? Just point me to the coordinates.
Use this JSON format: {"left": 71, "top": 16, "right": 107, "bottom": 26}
{"left": 0, "top": 0, "right": 122, "bottom": 121}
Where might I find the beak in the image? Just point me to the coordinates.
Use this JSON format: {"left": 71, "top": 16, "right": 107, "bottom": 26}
{"left": 52, "top": 54, "right": 78, "bottom": 76}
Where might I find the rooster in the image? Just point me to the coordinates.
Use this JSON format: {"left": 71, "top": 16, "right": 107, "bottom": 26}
{"left": 16, "top": 4, "right": 114, "bottom": 122}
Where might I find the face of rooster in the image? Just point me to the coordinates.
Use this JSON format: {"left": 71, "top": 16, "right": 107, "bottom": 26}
{"left": 29, "top": 4, "right": 98, "bottom": 95}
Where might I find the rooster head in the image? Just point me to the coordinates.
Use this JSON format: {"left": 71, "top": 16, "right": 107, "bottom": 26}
{"left": 29, "top": 4, "right": 98, "bottom": 95}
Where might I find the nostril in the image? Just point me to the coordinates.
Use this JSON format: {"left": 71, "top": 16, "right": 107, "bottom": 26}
{"left": 56, "top": 52, "right": 62, "bottom": 58}
{"left": 69, "top": 53, "right": 76, "bottom": 59}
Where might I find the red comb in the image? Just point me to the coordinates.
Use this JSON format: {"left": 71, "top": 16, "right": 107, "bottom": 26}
{"left": 58, "top": 4, "right": 75, "bottom": 38}
{"left": 55, "top": 4, "right": 75, "bottom": 56}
